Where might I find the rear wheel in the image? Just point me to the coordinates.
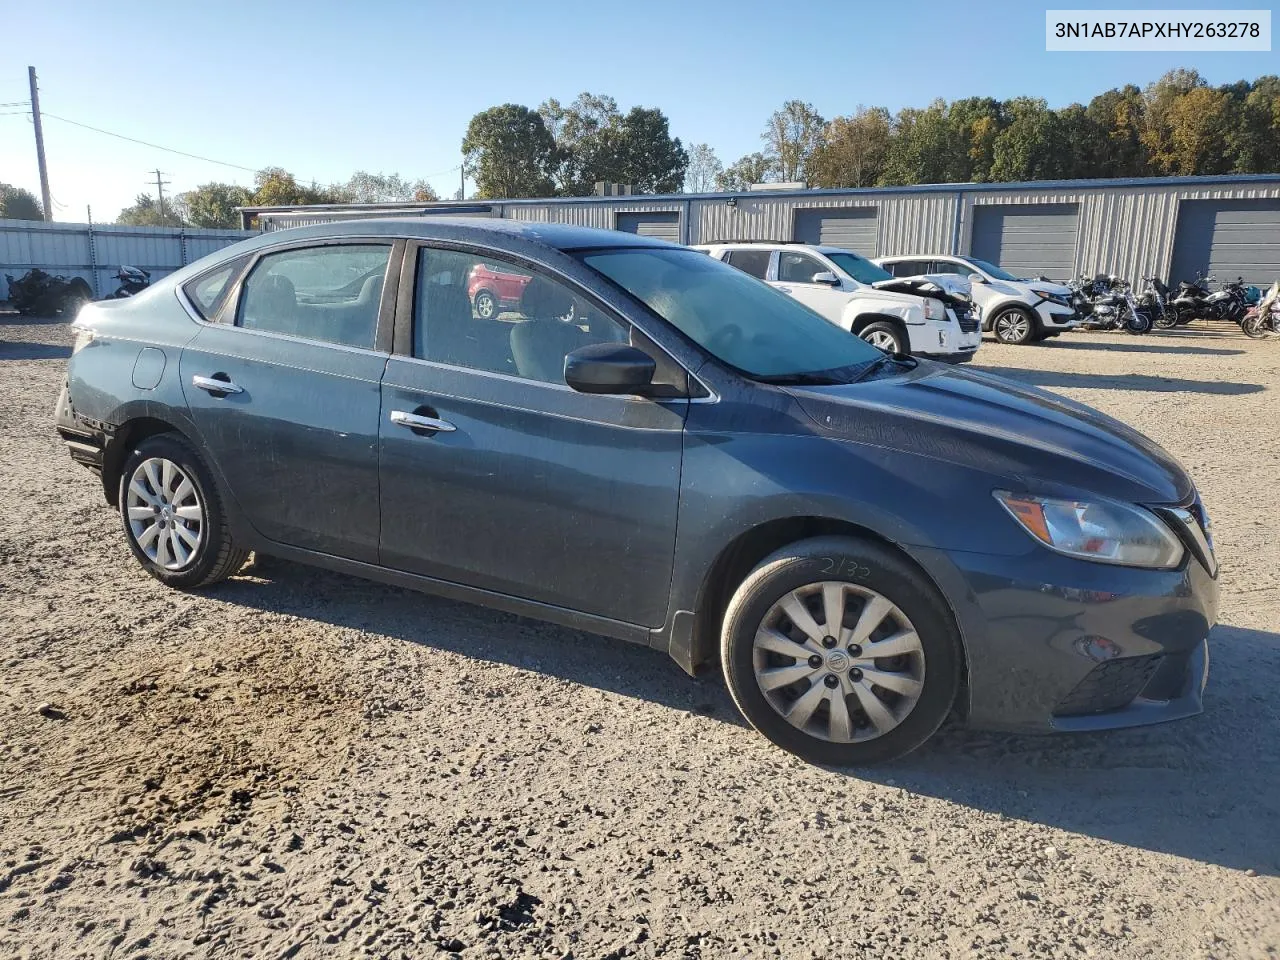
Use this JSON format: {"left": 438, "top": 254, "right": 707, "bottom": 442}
{"left": 859, "top": 321, "right": 907, "bottom": 355}
{"left": 991, "top": 306, "right": 1037, "bottom": 345}
{"left": 473, "top": 289, "right": 498, "bottom": 319}
{"left": 720, "top": 537, "right": 962, "bottom": 765}
{"left": 118, "top": 434, "right": 248, "bottom": 589}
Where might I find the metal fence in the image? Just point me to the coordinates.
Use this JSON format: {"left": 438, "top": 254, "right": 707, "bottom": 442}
{"left": 0, "top": 219, "right": 258, "bottom": 300}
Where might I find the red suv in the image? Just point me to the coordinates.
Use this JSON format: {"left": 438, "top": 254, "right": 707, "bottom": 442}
{"left": 467, "top": 263, "right": 531, "bottom": 319}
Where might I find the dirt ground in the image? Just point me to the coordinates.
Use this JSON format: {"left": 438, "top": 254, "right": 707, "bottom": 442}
{"left": 1, "top": 314, "right": 1278, "bottom": 960}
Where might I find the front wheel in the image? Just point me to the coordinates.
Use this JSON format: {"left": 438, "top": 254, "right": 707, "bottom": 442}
{"left": 991, "top": 307, "right": 1037, "bottom": 345}
{"left": 1125, "top": 310, "right": 1153, "bottom": 335}
{"left": 720, "top": 537, "right": 962, "bottom": 765}
{"left": 473, "top": 289, "right": 498, "bottom": 319}
{"left": 118, "top": 433, "right": 248, "bottom": 589}
{"left": 859, "top": 321, "right": 907, "bottom": 355}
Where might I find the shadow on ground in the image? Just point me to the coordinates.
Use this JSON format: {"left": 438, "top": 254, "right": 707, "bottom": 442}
{"left": 975, "top": 365, "right": 1265, "bottom": 396}
{"left": 0, "top": 341, "right": 73, "bottom": 360}
{"left": 212, "top": 557, "right": 1280, "bottom": 876}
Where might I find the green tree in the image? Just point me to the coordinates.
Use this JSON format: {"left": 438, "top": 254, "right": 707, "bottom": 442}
{"left": 947, "top": 97, "right": 1005, "bottom": 182}
{"left": 1227, "top": 76, "right": 1280, "bottom": 173}
{"left": 879, "top": 100, "right": 963, "bottom": 185}
{"left": 989, "top": 98, "right": 1069, "bottom": 181}
{"left": 684, "top": 143, "right": 723, "bottom": 193}
{"left": 762, "top": 100, "right": 826, "bottom": 182}
{"left": 342, "top": 171, "right": 439, "bottom": 203}
{"left": 175, "top": 182, "right": 253, "bottom": 228}
{"left": 1086, "top": 85, "right": 1149, "bottom": 177}
{"left": 808, "top": 107, "right": 891, "bottom": 188}
{"left": 1054, "top": 104, "right": 1111, "bottom": 180}
{"left": 462, "top": 104, "right": 558, "bottom": 199}
{"left": 251, "top": 167, "right": 347, "bottom": 206}
{"left": 1163, "top": 86, "right": 1235, "bottom": 175}
{"left": 116, "top": 193, "right": 185, "bottom": 226}
{"left": 716, "top": 152, "right": 773, "bottom": 191}
{"left": 539, "top": 92, "right": 620, "bottom": 194}
{"left": 1141, "top": 69, "right": 1207, "bottom": 173}
{"left": 0, "top": 183, "right": 43, "bottom": 220}
{"left": 608, "top": 107, "right": 688, "bottom": 194}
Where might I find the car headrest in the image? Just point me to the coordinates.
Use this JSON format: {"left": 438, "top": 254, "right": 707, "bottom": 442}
{"left": 521, "top": 275, "right": 572, "bottom": 320}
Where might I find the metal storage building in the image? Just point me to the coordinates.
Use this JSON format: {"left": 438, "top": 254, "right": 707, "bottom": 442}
{"left": 241, "top": 174, "right": 1280, "bottom": 287}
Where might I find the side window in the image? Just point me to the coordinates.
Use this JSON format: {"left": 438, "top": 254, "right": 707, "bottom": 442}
{"left": 237, "top": 244, "right": 391, "bottom": 349}
{"left": 929, "top": 260, "right": 967, "bottom": 276}
{"left": 777, "top": 252, "right": 827, "bottom": 284}
{"left": 183, "top": 257, "right": 247, "bottom": 320}
{"left": 725, "top": 248, "right": 772, "bottom": 280}
{"left": 414, "top": 247, "right": 629, "bottom": 386}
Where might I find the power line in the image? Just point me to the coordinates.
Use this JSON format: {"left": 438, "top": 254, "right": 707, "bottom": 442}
{"left": 0, "top": 99, "right": 30, "bottom": 107}
{"left": 40, "top": 111, "right": 261, "bottom": 173}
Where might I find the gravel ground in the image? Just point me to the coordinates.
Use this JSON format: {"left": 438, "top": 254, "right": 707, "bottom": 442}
{"left": 1, "top": 315, "right": 1278, "bottom": 960}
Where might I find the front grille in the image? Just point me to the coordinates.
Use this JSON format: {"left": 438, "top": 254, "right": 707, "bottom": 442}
{"left": 1053, "top": 655, "right": 1163, "bottom": 716}
{"left": 954, "top": 306, "right": 980, "bottom": 333}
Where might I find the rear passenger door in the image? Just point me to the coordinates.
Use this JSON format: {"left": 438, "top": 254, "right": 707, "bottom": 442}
{"left": 377, "top": 242, "right": 687, "bottom": 627}
{"left": 180, "top": 240, "right": 399, "bottom": 562}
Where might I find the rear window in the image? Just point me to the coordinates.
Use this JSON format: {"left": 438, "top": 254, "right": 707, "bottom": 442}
{"left": 183, "top": 257, "right": 247, "bottom": 320}
{"left": 725, "top": 248, "right": 773, "bottom": 280}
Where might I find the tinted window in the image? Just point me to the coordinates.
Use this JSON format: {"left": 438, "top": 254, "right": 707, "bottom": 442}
{"left": 580, "top": 247, "right": 881, "bottom": 378}
{"left": 777, "top": 252, "right": 827, "bottom": 284}
{"left": 414, "top": 248, "right": 628, "bottom": 385}
{"left": 886, "top": 259, "right": 932, "bottom": 278}
{"left": 184, "top": 258, "right": 245, "bottom": 319}
{"left": 928, "top": 260, "right": 968, "bottom": 276}
{"left": 725, "top": 248, "right": 772, "bottom": 280}
{"left": 238, "top": 244, "right": 390, "bottom": 348}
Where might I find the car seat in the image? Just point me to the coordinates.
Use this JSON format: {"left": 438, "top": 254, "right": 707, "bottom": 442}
{"left": 244, "top": 273, "right": 300, "bottom": 336}
{"left": 509, "top": 276, "right": 593, "bottom": 384}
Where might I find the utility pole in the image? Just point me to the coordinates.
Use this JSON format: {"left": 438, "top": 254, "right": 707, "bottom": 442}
{"left": 459, "top": 163, "right": 465, "bottom": 202}
{"left": 28, "top": 66, "right": 52, "bottom": 223}
{"left": 148, "top": 169, "right": 171, "bottom": 216}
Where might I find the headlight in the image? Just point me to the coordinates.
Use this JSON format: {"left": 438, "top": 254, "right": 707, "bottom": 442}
{"left": 923, "top": 298, "right": 945, "bottom": 320}
{"left": 993, "top": 491, "right": 1185, "bottom": 569}
{"left": 1032, "top": 289, "right": 1066, "bottom": 304}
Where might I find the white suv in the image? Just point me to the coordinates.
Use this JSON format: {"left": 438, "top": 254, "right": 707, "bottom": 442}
{"left": 875, "top": 254, "right": 1079, "bottom": 345}
{"left": 695, "top": 243, "right": 982, "bottom": 362}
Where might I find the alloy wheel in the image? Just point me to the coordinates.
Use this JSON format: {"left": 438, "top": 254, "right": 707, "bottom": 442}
{"left": 125, "top": 457, "right": 204, "bottom": 570}
{"left": 752, "top": 581, "right": 925, "bottom": 743}
{"left": 864, "top": 330, "right": 899, "bottom": 352}
{"left": 474, "top": 292, "right": 496, "bottom": 319}
{"left": 994, "top": 311, "right": 1030, "bottom": 343}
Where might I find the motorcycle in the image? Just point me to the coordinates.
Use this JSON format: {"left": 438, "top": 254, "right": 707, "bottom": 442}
{"left": 1242, "top": 282, "right": 1280, "bottom": 339}
{"left": 1170, "top": 274, "right": 1250, "bottom": 325}
{"left": 3, "top": 268, "right": 94, "bottom": 316}
{"left": 1068, "top": 274, "right": 1152, "bottom": 334}
{"left": 1137, "top": 276, "right": 1181, "bottom": 328}
{"left": 107, "top": 265, "right": 151, "bottom": 299}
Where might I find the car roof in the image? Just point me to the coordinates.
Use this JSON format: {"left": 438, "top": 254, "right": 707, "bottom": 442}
{"left": 236, "top": 217, "right": 674, "bottom": 256}
{"left": 698, "top": 242, "right": 866, "bottom": 257}
{"left": 877, "top": 254, "right": 960, "bottom": 261}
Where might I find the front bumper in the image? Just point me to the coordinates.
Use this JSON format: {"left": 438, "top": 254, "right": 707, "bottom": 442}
{"left": 1035, "top": 301, "right": 1080, "bottom": 328}
{"left": 910, "top": 539, "right": 1218, "bottom": 733}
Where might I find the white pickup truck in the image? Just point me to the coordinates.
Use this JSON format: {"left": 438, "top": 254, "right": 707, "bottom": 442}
{"left": 694, "top": 242, "right": 982, "bottom": 362}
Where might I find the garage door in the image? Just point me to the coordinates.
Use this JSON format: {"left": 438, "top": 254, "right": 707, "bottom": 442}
{"left": 615, "top": 212, "right": 681, "bottom": 243}
{"left": 792, "top": 207, "right": 878, "bottom": 255}
{"left": 970, "top": 203, "right": 1079, "bottom": 281}
{"left": 1169, "top": 198, "right": 1280, "bottom": 288}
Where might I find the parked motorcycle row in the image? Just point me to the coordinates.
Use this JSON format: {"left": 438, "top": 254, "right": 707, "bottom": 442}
{"left": 3, "top": 265, "right": 151, "bottom": 316}
{"left": 1067, "top": 271, "right": 1273, "bottom": 338}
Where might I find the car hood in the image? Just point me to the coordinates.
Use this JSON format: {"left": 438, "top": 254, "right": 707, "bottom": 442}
{"left": 788, "top": 362, "right": 1192, "bottom": 505}
{"left": 872, "top": 275, "right": 972, "bottom": 305}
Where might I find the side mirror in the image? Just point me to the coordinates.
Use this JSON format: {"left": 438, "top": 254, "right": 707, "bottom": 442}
{"left": 812, "top": 271, "right": 840, "bottom": 286}
{"left": 968, "top": 273, "right": 988, "bottom": 284}
{"left": 564, "top": 343, "right": 657, "bottom": 396}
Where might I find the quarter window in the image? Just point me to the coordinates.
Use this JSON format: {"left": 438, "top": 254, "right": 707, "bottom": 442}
{"left": 725, "top": 248, "right": 773, "bottom": 280}
{"left": 414, "top": 248, "right": 628, "bottom": 385}
{"left": 183, "top": 257, "right": 247, "bottom": 320}
{"left": 777, "top": 252, "right": 827, "bottom": 284}
{"left": 237, "top": 244, "right": 391, "bottom": 348}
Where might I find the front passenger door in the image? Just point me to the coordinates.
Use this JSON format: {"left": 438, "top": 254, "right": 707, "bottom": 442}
{"left": 773, "top": 251, "right": 850, "bottom": 324}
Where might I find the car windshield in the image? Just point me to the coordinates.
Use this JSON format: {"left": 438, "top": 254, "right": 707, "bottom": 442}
{"left": 962, "top": 256, "right": 1019, "bottom": 282}
{"left": 579, "top": 247, "right": 882, "bottom": 380}
{"left": 824, "top": 251, "right": 893, "bottom": 285}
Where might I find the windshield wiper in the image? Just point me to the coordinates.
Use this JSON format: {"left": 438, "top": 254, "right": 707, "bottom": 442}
{"left": 850, "top": 353, "right": 917, "bottom": 383}
{"left": 755, "top": 371, "right": 851, "bottom": 386}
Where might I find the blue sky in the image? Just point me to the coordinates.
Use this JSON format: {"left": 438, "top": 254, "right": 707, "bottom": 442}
{"left": 2, "top": 0, "right": 1276, "bottom": 222}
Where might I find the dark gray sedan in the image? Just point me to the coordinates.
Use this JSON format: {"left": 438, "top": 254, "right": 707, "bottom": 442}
{"left": 55, "top": 219, "right": 1218, "bottom": 764}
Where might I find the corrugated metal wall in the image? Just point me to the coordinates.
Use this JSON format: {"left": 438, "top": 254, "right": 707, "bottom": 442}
{"left": 0, "top": 219, "right": 258, "bottom": 299}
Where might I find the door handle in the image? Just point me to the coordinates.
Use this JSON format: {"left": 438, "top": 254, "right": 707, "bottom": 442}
{"left": 192, "top": 374, "right": 244, "bottom": 395}
{"left": 389, "top": 409, "right": 456, "bottom": 433}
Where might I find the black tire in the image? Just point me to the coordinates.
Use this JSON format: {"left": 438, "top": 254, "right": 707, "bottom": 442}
{"left": 720, "top": 536, "right": 962, "bottom": 766}
{"left": 990, "top": 306, "right": 1038, "bottom": 345}
{"left": 858, "top": 321, "right": 908, "bottom": 355}
{"left": 1125, "top": 310, "right": 1153, "bottom": 335}
{"left": 473, "top": 289, "right": 498, "bottom": 319}
{"left": 117, "top": 433, "right": 248, "bottom": 589}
